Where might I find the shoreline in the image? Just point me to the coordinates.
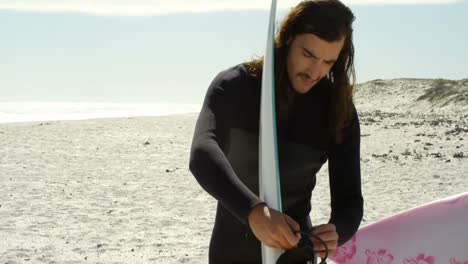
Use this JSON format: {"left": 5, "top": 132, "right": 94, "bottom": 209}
{"left": 0, "top": 112, "right": 200, "bottom": 126}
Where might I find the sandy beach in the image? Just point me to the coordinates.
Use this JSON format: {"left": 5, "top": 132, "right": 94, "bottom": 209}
{"left": 0, "top": 78, "right": 467, "bottom": 263}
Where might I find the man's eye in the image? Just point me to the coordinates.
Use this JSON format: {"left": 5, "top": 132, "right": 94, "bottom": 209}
{"left": 303, "top": 51, "right": 312, "bottom": 58}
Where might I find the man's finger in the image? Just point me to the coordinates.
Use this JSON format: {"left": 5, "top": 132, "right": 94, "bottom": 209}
{"left": 312, "top": 241, "right": 337, "bottom": 251}
{"left": 283, "top": 215, "right": 301, "bottom": 246}
{"left": 270, "top": 242, "right": 282, "bottom": 249}
{"left": 279, "top": 233, "right": 296, "bottom": 249}
{"left": 285, "top": 215, "right": 300, "bottom": 232}
{"left": 272, "top": 233, "right": 293, "bottom": 250}
{"left": 281, "top": 225, "right": 300, "bottom": 246}
{"left": 310, "top": 231, "right": 338, "bottom": 242}
{"left": 312, "top": 223, "right": 336, "bottom": 234}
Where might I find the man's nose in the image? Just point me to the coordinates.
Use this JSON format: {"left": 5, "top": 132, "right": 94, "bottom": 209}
{"left": 307, "top": 61, "right": 324, "bottom": 81}
{"left": 307, "top": 60, "right": 325, "bottom": 80}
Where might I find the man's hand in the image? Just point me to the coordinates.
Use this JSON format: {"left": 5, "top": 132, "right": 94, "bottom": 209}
{"left": 247, "top": 203, "right": 301, "bottom": 250}
{"left": 310, "top": 224, "right": 339, "bottom": 258}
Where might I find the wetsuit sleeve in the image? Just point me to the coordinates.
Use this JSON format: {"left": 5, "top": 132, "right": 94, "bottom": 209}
{"left": 189, "top": 72, "right": 265, "bottom": 227}
{"left": 327, "top": 106, "right": 364, "bottom": 246}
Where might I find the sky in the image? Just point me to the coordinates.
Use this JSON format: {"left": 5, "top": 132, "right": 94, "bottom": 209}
{"left": 1, "top": 0, "right": 467, "bottom": 103}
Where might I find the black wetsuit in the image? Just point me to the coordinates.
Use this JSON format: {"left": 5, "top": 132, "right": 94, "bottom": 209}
{"left": 189, "top": 64, "right": 363, "bottom": 263}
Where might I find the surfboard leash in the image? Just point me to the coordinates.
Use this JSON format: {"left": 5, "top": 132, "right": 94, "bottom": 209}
{"left": 276, "top": 230, "right": 329, "bottom": 264}
{"left": 297, "top": 231, "right": 329, "bottom": 264}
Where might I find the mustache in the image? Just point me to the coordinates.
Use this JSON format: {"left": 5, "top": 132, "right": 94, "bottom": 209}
{"left": 298, "top": 72, "right": 315, "bottom": 81}
{"left": 298, "top": 72, "right": 310, "bottom": 78}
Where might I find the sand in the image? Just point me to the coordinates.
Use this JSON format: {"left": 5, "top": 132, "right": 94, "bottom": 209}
{"left": 0, "top": 78, "right": 467, "bottom": 263}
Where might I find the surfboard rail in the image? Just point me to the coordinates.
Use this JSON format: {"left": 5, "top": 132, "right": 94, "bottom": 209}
{"left": 259, "top": 0, "right": 282, "bottom": 263}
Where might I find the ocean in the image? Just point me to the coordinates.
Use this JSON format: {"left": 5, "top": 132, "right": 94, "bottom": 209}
{"left": 0, "top": 102, "right": 201, "bottom": 124}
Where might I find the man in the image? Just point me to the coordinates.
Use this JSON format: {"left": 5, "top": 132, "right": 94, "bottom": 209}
{"left": 189, "top": 0, "right": 363, "bottom": 263}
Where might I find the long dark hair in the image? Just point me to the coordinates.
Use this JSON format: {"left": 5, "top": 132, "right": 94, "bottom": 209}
{"left": 245, "top": 0, "right": 356, "bottom": 144}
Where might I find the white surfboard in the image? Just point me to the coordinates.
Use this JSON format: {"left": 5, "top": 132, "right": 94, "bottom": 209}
{"left": 259, "top": 0, "right": 282, "bottom": 263}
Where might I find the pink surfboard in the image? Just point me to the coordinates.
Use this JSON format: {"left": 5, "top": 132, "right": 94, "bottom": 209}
{"left": 331, "top": 192, "right": 468, "bottom": 264}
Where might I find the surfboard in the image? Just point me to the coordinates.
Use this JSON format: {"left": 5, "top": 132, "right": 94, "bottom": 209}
{"left": 331, "top": 192, "right": 468, "bottom": 264}
{"left": 259, "top": 0, "right": 282, "bottom": 263}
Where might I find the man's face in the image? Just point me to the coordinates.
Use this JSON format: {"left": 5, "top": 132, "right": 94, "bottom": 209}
{"left": 286, "top": 33, "right": 345, "bottom": 94}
